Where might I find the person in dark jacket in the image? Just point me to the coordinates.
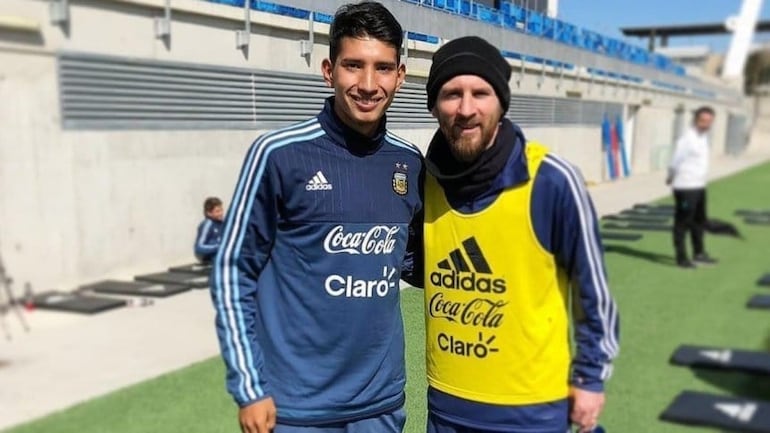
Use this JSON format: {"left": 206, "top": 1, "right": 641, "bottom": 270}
{"left": 194, "top": 196, "right": 224, "bottom": 263}
{"left": 419, "top": 36, "right": 620, "bottom": 433}
{"left": 210, "top": 3, "right": 423, "bottom": 433}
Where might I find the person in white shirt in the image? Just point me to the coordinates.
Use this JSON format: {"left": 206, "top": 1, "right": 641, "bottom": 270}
{"left": 666, "top": 106, "right": 717, "bottom": 268}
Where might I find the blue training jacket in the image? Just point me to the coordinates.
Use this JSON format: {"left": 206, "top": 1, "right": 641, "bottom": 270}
{"left": 211, "top": 97, "right": 423, "bottom": 425}
{"left": 194, "top": 218, "right": 223, "bottom": 262}
{"left": 418, "top": 121, "right": 620, "bottom": 432}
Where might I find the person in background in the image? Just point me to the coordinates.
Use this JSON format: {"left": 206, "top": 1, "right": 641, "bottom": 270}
{"left": 194, "top": 196, "right": 224, "bottom": 263}
{"left": 667, "top": 106, "right": 717, "bottom": 269}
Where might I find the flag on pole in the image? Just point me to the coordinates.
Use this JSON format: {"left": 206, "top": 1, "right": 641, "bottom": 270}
{"left": 602, "top": 114, "right": 616, "bottom": 180}
{"left": 615, "top": 114, "right": 631, "bottom": 177}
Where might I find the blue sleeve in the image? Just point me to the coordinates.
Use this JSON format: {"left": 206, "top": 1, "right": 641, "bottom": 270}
{"left": 211, "top": 136, "right": 280, "bottom": 407}
{"left": 532, "top": 156, "right": 620, "bottom": 393}
{"left": 194, "top": 220, "right": 221, "bottom": 260}
{"left": 400, "top": 209, "right": 424, "bottom": 288}
{"left": 401, "top": 166, "right": 425, "bottom": 289}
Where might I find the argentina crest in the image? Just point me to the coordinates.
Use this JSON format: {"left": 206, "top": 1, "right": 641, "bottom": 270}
{"left": 392, "top": 171, "right": 408, "bottom": 196}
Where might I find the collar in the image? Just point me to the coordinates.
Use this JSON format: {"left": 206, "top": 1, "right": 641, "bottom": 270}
{"left": 690, "top": 127, "right": 708, "bottom": 139}
{"left": 495, "top": 130, "right": 530, "bottom": 189}
{"left": 425, "top": 118, "right": 528, "bottom": 203}
{"left": 317, "top": 97, "right": 387, "bottom": 155}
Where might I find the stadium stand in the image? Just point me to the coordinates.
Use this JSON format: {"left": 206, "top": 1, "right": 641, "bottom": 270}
{"left": 206, "top": 0, "right": 692, "bottom": 81}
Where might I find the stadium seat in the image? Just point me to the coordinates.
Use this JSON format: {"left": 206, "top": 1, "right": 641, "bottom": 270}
{"left": 406, "top": 31, "right": 440, "bottom": 45}
{"left": 458, "top": 0, "right": 475, "bottom": 16}
{"left": 660, "top": 391, "right": 770, "bottom": 432}
{"left": 313, "top": 12, "right": 333, "bottom": 24}
{"left": 526, "top": 10, "right": 544, "bottom": 36}
{"left": 505, "top": 4, "right": 527, "bottom": 31}
{"left": 757, "top": 274, "right": 770, "bottom": 287}
{"left": 542, "top": 16, "right": 555, "bottom": 39}
{"left": 670, "top": 345, "right": 770, "bottom": 376}
{"left": 206, "top": 0, "right": 242, "bottom": 6}
{"left": 557, "top": 21, "right": 579, "bottom": 45}
{"left": 477, "top": 4, "right": 501, "bottom": 25}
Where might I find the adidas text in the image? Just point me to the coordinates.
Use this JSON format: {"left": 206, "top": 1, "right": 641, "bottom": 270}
{"left": 306, "top": 171, "right": 333, "bottom": 191}
{"left": 430, "top": 270, "right": 506, "bottom": 294}
{"left": 306, "top": 183, "right": 332, "bottom": 191}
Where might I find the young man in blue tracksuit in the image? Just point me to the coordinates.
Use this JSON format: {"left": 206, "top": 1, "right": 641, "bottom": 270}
{"left": 194, "top": 196, "right": 224, "bottom": 263}
{"left": 211, "top": 3, "right": 423, "bottom": 433}
{"left": 416, "top": 37, "right": 620, "bottom": 433}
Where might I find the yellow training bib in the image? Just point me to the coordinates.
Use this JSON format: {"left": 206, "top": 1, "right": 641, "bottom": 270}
{"left": 424, "top": 142, "right": 571, "bottom": 405}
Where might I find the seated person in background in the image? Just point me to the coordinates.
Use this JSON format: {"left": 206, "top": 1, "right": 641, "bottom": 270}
{"left": 195, "top": 197, "right": 224, "bottom": 263}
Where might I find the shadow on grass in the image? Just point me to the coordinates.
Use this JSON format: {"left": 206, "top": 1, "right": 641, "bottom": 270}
{"left": 603, "top": 244, "right": 678, "bottom": 267}
{"left": 693, "top": 369, "right": 770, "bottom": 401}
{"left": 689, "top": 330, "right": 770, "bottom": 401}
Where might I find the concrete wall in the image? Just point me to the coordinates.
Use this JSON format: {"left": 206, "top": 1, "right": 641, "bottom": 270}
{"left": 0, "top": 0, "right": 745, "bottom": 290}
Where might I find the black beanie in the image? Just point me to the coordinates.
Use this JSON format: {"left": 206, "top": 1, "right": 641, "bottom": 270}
{"left": 426, "top": 36, "right": 512, "bottom": 114}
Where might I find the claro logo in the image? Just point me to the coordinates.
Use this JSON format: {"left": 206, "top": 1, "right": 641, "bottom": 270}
{"left": 325, "top": 267, "right": 397, "bottom": 298}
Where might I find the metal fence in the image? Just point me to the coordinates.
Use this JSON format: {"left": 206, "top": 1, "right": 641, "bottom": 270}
{"left": 59, "top": 52, "right": 621, "bottom": 130}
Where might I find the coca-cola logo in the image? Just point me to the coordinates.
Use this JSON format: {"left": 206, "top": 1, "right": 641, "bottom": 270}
{"left": 323, "top": 225, "right": 400, "bottom": 255}
{"left": 428, "top": 292, "right": 506, "bottom": 328}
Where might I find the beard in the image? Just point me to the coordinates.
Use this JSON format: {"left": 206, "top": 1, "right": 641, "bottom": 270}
{"left": 442, "top": 120, "right": 499, "bottom": 163}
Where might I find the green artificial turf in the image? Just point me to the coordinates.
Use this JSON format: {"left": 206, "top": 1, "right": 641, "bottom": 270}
{"left": 6, "top": 162, "right": 770, "bottom": 433}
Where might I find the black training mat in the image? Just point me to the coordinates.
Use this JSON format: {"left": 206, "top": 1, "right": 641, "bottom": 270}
{"left": 134, "top": 271, "right": 209, "bottom": 288}
{"left": 745, "top": 217, "right": 770, "bottom": 226}
{"left": 747, "top": 294, "right": 770, "bottom": 309}
{"left": 80, "top": 280, "right": 191, "bottom": 298}
{"left": 604, "top": 223, "right": 672, "bottom": 232}
{"left": 660, "top": 391, "right": 770, "bottom": 432}
{"left": 758, "top": 274, "right": 770, "bottom": 287}
{"left": 621, "top": 208, "right": 674, "bottom": 216}
{"left": 601, "top": 232, "right": 643, "bottom": 241}
{"left": 31, "top": 291, "right": 127, "bottom": 314}
{"left": 670, "top": 345, "right": 770, "bottom": 375}
{"left": 735, "top": 209, "right": 770, "bottom": 217}
{"left": 603, "top": 214, "right": 670, "bottom": 224}
{"left": 168, "top": 263, "right": 212, "bottom": 276}
{"left": 634, "top": 203, "right": 675, "bottom": 210}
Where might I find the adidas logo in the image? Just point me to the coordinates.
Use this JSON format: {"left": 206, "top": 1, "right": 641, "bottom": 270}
{"left": 306, "top": 171, "right": 333, "bottom": 191}
{"left": 714, "top": 402, "right": 757, "bottom": 423}
{"left": 430, "top": 237, "right": 506, "bottom": 294}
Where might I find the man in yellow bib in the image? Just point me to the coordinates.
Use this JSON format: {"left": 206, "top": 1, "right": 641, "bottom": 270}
{"left": 419, "top": 36, "right": 620, "bottom": 433}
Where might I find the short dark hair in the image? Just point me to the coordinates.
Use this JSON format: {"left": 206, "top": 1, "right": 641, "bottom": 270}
{"left": 329, "top": 1, "right": 403, "bottom": 64}
{"left": 203, "top": 197, "right": 222, "bottom": 215}
{"left": 694, "top": 106, "right": 715, "bottom": 120}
